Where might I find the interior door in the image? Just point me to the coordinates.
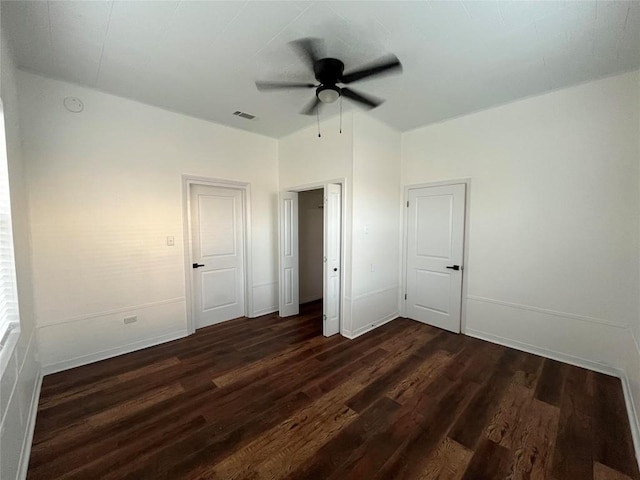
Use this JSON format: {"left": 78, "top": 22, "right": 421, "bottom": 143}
{"left": 190, "top": 185, "right": 245, "bottom": 329}
{"left": 406, "top": 184, "right": 465, "bottom": 333}
{"left": 279, "top": 191, "right": 299, "bottom": 317}
{"left": 323, "top": 184, "right": 341, "bottom": 336}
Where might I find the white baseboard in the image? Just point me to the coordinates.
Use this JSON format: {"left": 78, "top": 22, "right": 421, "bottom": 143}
{"left": 465, "top": 327, "right": 621, "bottom": 377}
{"left": 620, "top": 369, "right": 640, "bottom": 474}
{"left": 18, "top": 370, "right": 42, "bottom": 480}
{"left": 343, "top": 313, "right": 398, "bottom": 339}
{"left": 300, "top": 295, "right": 322, "bottom": 304}
{"left": 41, "top": 330, "right": 188, "bottom": 375}
{"left": 621, "top": 329, "right": 640, "bottom": 473}
{"left": 250, "top": 307, "right": 278, "bottom": 318}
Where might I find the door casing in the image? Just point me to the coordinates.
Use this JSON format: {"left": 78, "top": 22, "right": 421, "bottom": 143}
{"left": 280, "top": 178, "right": 347, "bottom": 336}
{"left": 182, "top": 175, "right": 253, "bottom": 335}
{"left": 401, "top": 179, "right": 471, "bottom": 334}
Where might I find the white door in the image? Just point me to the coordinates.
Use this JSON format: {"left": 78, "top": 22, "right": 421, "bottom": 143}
{"left": 323, "top": 184, "right": 341, "bottom": 336}
{"left": 279, "top": 191, "right": 299, "bottom": 317}
{"left": 190, "top": 185, "right": 245, "bottom": 329}
{"left": 405, "top": 184, "right": 465, "bottom": 333}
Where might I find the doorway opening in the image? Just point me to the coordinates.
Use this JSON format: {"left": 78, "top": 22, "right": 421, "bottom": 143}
{"left": 279, "top": 181, "right": 343, "bottom": 337}
{"left": 298, "top": 189, "right": 324, "bottom": 308}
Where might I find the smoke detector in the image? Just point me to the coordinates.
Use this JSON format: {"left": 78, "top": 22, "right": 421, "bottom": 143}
{"left": 63, "top": 97, "right": 84, "bottom": 113}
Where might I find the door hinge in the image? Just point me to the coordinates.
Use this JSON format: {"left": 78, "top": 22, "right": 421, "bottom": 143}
{"left": 404, "top": 293, "right": 407, "bottom": 300}
{"left": 323, "top": 314, "right": 327, "bottom": 321}
{"left": 406, "top": 201, "right": 409, "bottom": 207}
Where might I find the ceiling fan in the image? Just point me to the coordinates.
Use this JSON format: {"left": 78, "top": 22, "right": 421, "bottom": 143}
{"left": 255, "top": 38, "right": 403, "bottom": 116}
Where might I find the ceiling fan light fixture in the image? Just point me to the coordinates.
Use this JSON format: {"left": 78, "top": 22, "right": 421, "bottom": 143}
{"left": 317, "top": 85, "right": 340, "bottom": 104}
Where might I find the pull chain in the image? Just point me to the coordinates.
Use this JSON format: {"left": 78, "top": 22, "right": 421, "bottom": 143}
{"left": 340, "top": 95, "right": 343, "bottom": 134}
{"left": 316, "top": 107, "right": 321, "bottom": 138}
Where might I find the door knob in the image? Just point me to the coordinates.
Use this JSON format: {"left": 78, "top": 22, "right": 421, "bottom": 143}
{"left": 333, "top": 268, "right": 338, "bottom": 272}
{"left": 192, "top": 263, "right": 205, "bottom": 268}
{"left": 446, "top": 265, "right": 460, "bottom": 271}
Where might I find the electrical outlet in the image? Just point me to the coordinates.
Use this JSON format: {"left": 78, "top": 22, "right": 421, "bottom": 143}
{"left": 123, "top": 316, "right": 137, "bottom": 325}
{"left": 167, "top": 236, "right": 175, "bottom": 246}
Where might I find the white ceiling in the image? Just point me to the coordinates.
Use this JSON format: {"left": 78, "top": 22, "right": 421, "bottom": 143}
{"left": 2, "top": 1, "right": 639, "bottom": 138}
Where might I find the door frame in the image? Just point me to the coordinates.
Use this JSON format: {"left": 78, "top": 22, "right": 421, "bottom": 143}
{"left": 401, "top": 178, "right": 471, "bottom": 334}
{"left": 182, "top": 175, "right": 253, "bottom": 335}
{"left": 281, "top": 178, "right": 346, "bottom": 336}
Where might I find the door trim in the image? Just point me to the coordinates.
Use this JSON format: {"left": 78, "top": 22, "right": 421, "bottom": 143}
{"left": 282, "top": 178, "right": 347, "bottom": 336}
{"left": 401, "top": 178, "right": 471, "bottom": 334}
{"left": 182, "top": 175, "right": 253, "bottom": 335}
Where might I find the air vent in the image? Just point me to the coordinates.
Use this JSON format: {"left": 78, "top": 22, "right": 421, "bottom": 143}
{"left": 233, "top": 110, "right": 255, "bottom": 120}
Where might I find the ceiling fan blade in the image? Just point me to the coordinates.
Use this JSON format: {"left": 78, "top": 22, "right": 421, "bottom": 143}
{"left": 300, "top": 96, "right": 321, "bottom": 116}
{"left": 340, "top": 55, "right": 402, "bottom": 84}
{"left": 255, "top": 81, "right": 316, "bottom": 91}
{"left": 341, "top": 87, "right": 384, "bottom": 109}
{"left": 290, "top": 38, "right": 325, "bottom": 70}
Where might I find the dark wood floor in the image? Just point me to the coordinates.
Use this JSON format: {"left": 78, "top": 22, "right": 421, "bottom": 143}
{"left": 29, "top": 301, "right": 639, "bottom": 480}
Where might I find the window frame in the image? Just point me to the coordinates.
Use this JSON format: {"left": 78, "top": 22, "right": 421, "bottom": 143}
{"left": 0, "top": 97, "right": 21, "bottom": 371}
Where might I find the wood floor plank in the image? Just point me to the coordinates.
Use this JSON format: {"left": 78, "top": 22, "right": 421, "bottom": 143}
{"left": 27, "top": 305, "right": 640, "bottom": 480}
{"left": 374, "top": 379, "right": 481, "bottom": 480}
{"left": 461, "top": 439, "right": 513, "bottom": 480}
{"left": 38, "top": 357, "right": 182, "bottom": 411}
{"left": 513, "top": 351, "right": 544, "bottom": 389}
{"left": 346, "top": 353, "right": 432, "bottom": 413}
{"left": 448, "top": 348, "right": 522, "bottom": 450}
{"left": 33, "top": 382, "right": 185, "bottom": 448}
{"left": 385, "top": 350, "right": 452, "bottom": 405}
{"left": 417, "top": 437, "right": 473, "bottom": 480}
{"left": 30, "top": 382, "right": 219, "bottom": 470}
{"left": 535, "top": 358, "right": 567, "bottom": 407}
{"left": 123, "top": 391, "right": 313, "bottom": 480}
{"left": 283, "top": 396, "right": 402, "bottom": 480}
{"left": 484, "top": 382, "right": 533, "bottom": 448}
{"left": 508, "top": 397, "right": 560, "bottom": 479}
{"left": 592, "top": 372, "right": 640, "bottom": 479}
{"left": 550, "top": 365, "right": 593, "bottom": 480}
{"left": 203, "top": 376, "right": 374, "bottom": 479}
{"left": 326, "top": 406, "right": 424, "bottom": 480}
{"left": 212, "top": 333, "right": 343, "bottom": 387}
{"left": 594, "top": 462, "right": 635, "bottom": 480}
{"left": 322, "top": 352, "right": 461, "bottom": 480}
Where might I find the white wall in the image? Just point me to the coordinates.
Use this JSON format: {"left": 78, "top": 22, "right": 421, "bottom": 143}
{"left": 17, "top": 72, "right": 279, "bottom": 373}
{"left": 0, "top": 18, "right": 41, "bottom": 480}
{"left": 298, "top": 189, "right": 324, "bottom": 304}
{"left": 629, "top": 70, "right": 640, "bottom": 461}
{"left": 350, "top": 113, "right": 401, "bottom": 336}
{"left": 402, "top": 71, "right": 640, "bottom": 374}
{"left": 279, "top": 113, "right": 354, "bottom": 190}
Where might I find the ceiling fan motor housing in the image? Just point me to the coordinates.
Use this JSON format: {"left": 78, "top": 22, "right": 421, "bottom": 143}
{"left": 314, "top": 58, "right": 345, "bottom": 85}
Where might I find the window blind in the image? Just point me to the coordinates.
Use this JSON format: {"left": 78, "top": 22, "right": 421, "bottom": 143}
{"left": 0, "top": 103, "right": 19, "bottom": 350}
